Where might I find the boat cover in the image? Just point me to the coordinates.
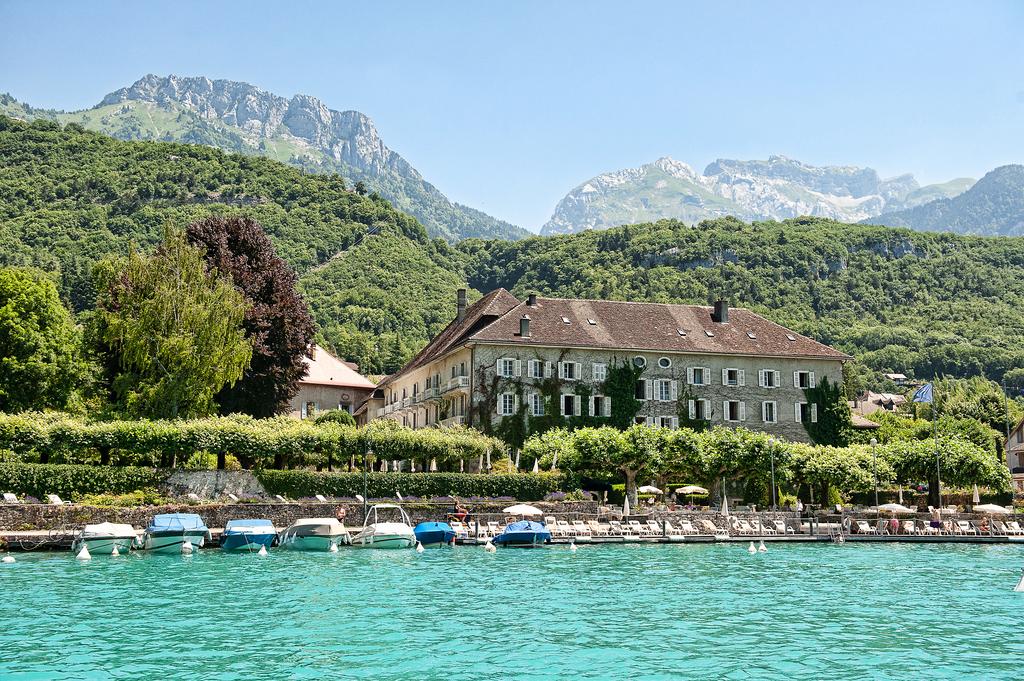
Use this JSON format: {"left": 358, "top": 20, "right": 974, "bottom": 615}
{"left": 147, "top": 513, "right": 208, "bottom": 531}
{"left": 504, "top": 520, "right": 547, "bottom": 533}
{"left": 81, "top": 522, "right": 136, "bottom": 537}
{"left": 224, "top": 518, "right": 274, "bottom": 532}
{"left": 414, "top": 522, "right": 453, "bottom": 533}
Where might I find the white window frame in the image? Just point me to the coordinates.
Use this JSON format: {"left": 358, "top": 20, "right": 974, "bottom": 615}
{"left": 723, "top": 400, "right": 746, "bottom": 422}
{"left": 793, "top": 371, "right": 816, "bottom": 389}
{"left": 722, "top": 368, "right": 745, "bottom": 387}
{"left": 687, "top": 367, "right": 709, "bottom": 386}
{"left": 498, "top": 392, "right": 517, "bottom": 416}
{"left": 590, "top": 394, "right": 611, "bottom": 417}
{"left": 762, "top": 400, "right": 777, "bottom": 423}
{"left": 659, "top": 415, "right": 678, "bottom": 429}
{"left": 658, "top": 357, "right": 672, "bottom": 369}
{"left": 558, "top": 361, "right": 581, "bottom": 381}
{"left": 759, "top": 369, "right": 780, "bottom": 389}
{"left": 795, "top": 401, "right": 817, "bottom": 423}
{"left": 528, "top": 359, "right": 544, "bottom": 379}
{"left": 529, "top": 392, "right": 545, "bottom": 417}
{"left": 592, "top": 363, "right": 607, "bottom": 381}
{"left": 656, "top": 379, "right": 677, "bottom": 402}
{"left": 497, "top": 357, "right": 521, "bottom": 378}
{"left": 561, "top": 393, "right": 581, "bottom": 417}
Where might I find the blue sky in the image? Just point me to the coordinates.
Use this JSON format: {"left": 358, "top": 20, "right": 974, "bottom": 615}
{"left": 2, "top": 1, "right": 1022, "bottom": 230}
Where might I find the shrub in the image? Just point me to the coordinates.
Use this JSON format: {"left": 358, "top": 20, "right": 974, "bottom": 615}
{"left": 254, "top": 470, "right": 563, "bottom": 501}
{"left": 0, "top": 462, "right": 164, "bottom": 499}
{"left": 77, "top": 488, "right": 171, "bottom": 506}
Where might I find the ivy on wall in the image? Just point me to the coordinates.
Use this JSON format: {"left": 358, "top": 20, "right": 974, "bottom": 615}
{"left": 802, "top": 375, "right": 853, "bottom": 446}
{"left": 675, "top": 385, "right": 712, "bottom": 432}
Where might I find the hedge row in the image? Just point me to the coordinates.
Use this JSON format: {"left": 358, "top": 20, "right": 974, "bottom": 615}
{"left": 0, "top": 462, "right": 165, "bottom": 500}
{"left": 255, "top": 470, "right": 564, "bottom": 502}
{"left": 0, "top": 413, "right": 503, "bottom": 469}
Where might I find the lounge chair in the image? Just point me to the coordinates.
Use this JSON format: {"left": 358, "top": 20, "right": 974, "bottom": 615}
{"left": 901, "top": 520, "right": 916, "bottom": 535}
{"left": 1005, "top": 521, "right": 1024, "bottom": 535}
{"left": 992, "top": 520, "right": 1010, "bottom": 536}
{"left": 676, "top": 519, "right": 697, "bottom": 535}
{"left": 587, "top": 519, "right": 611, "bottom": 537}
{"left": 628, "top": 520, "right": 653, "bottom": 536}
{"left": 757, "top": 519, "right": 777, "bottom": 536}
{"left": 46, "top": 494, "right": 69, "bottom": 506}
{"left": 917, "top": 520, "right": 939, "bottom": 535}
{"left": 227, "top": 493, "right": 240, "bottom": 502}
{"left": 314, "top": 494, "right": 328, "bottom": 502}
{"left": 2, "top": 492, "right": 17, "bottom": 504}
{"left": 855, "top": 520, "right": 873, "bottom": 535}
{"left": 646, "top": 519, "right": 665, "bottom": 536}
{"left": 572, "top": 520, "right": 593, "bottom": 538}
{"left": 773, "top": 519, "right": 794, "bottom": 535}
{"left": 450, "top": 521, "right": 470, "bottom": 539}
{"left": 557, "top": 520, "right": 577, "bottom": 537}
{"left": 486, "top": 521, "right": 502, "bottom": 538}
{"left": 608, "top": 520, "right": 627, "bottom": 536}
{"left": 698, "top": 519, "right": 726, "bottom": 535}
{"left": 955, "top": 520, "right": 976, "bottom": 535}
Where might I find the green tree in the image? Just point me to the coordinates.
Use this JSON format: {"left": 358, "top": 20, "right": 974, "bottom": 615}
{"left": 0, "top": 267, "right": 84, "bottom": 413}
{"left": 92, "top": 229, "right": 253, "bottom": 419}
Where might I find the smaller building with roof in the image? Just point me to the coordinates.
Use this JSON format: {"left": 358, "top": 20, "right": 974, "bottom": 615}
{"left": 289, "top": 344, "right": 376, "bottom": 420}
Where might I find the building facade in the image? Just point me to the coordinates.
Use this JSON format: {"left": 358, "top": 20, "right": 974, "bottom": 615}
{"left": 1006, "top": 418, "right": 1024, "bottom": 494}
{"left": 372, "top": 289, "right": 850, "bottom": 443}
{"left": 289, "top": 344, "right": 376, "bottom": 420}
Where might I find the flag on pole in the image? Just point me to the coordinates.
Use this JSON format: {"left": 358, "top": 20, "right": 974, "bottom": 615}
{"left": 912, "top": 383, "right": 934, "bottom": 403}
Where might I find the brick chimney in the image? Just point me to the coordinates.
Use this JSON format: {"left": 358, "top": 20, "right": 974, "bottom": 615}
{"left": 712, "top": 300, "right": 729, "bottom": 323}
{"left": 456, "top": 288, "right": 467, "bottom": 322}
{"left": 527, "top": 293, "right": 537, "bottom": 306}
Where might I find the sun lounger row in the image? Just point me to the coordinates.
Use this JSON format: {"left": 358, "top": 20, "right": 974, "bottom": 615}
{"left": 852, "top": 518, "right": 1024, "bottom": 536}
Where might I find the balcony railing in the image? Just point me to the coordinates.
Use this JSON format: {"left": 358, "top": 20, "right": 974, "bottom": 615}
{"left": 422, "top": 386, "right": 439, "bottom": 401}
{"left": 444, "top": 375, "right": 470, "bottom": 393}
{"left": 440, "top": 415, "right": 467, "bottom": 427}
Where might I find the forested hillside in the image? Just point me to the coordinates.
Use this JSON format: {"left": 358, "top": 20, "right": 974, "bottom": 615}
{"left": 0, "top": 116, "right": 466, "bottom": 373}
{"left": 5, "top": 115, "right": 1024, "bottom": 387}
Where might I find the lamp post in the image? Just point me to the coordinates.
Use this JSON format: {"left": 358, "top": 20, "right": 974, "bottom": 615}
{"left": 870, "top": 437, "right": 879, "bottom": 509}
{"left": 768, "top": 437, "right": 777, "bottom": 512}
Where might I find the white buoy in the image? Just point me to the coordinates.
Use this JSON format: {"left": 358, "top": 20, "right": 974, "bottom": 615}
{"left": 111, "top": 545, "right": 120, "bottom": 557}
{"left": 1015, "top": 568, "right": 1024, "bottom": 593}
{"left": 258, "top": 544, "right": 268, "bottom": 557}
{"left": 180, "top": 540, "right": 193, "bottom": 555}
{"left": 2, "top": 554, "right": 14, "bottom": 563}
{"left": 415, "top": 541, "right": 424, "bottom": 554}
{"left": 747, "top": 541, "right": 757, "bottom": 554}
{"left": 569, "top": 540, "right": 577, "bottom": 553}
{"left": 484, "top": 540, "right": 496, "bottom": 553}
{"left": 758, "top": 540, "right": 767, "bottom": 553}
{"left": 329, "top": 542, "right": 339, "bottom": 553}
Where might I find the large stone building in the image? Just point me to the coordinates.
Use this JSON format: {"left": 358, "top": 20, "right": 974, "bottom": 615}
{"left": 1005, "top": 418, "right": 1024, "bottom": 494}
{"left": 369, "top": 289, "right": 850, "bottom": 443}
{"left": 289, "top": 344, "right": 376, "bottom": 420}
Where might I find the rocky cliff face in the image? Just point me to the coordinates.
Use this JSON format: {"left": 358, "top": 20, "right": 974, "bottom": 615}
{"left": 36, "top": 75, "right": 528, "bottom": 242}
{"left": 541, "top": 154, "right": 973, "bottom": 235}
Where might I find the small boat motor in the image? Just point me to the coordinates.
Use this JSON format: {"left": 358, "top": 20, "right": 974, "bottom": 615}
{"left": 1015, "top": 568, "right": 1024, "bottom": 593}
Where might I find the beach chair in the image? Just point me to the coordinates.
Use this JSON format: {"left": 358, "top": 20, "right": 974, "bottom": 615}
{"left": 227, "top": 493, "right": 240, "bottom": 502}
{"left": 572, "top": 520, "right": 593, "bottom": 538}
{"left": 773, "top": 519, "right": 794, "bottom": 535}
{"left": 699, "top": 519, "right": 726, "bottom": 535}
{"left": 992, "top": 520, "right": 1010, "bottom": 536}
{"left": 677, "top": 519, "right": 697, "bottom": 535}
{"left": 757, "top": 519, "right": 777, "bottom": 536}
{"left": 314, "top": 494, "right": 328, "bottom": 502}
{"left": 646, "top": 519, "right": 665, "bottom": 536}
{"left": 855, "top": 520, "right": 873, "bottom": 534}
{"left": 557, "top": 520, "right": 577, "bottom": 537}
{"left": 486, "top": 521, "right": 502, "bottom": 538}
{"left": 628, "top": 520, "right": 653, "bottom": 536}
{"left": 450, "top": 521, "right": 470, "bottom": 539}
{"left": 586, "top": 519, "right": 610, "bottom": 537}
{"left": 609, "top": 520, "right": 635, "bottom": 537}
{"left": 900, "top": 520, "right": 916, "bottom": 535}
{"left": 661, "top": 518, "right": 682, "bottom": 536}
{"left": 940, "top": 520, "right": 956, "bottom": 535}
{"left": 955, "top": 520, "right": 976, "bottom": 535}
{"left": 917, "top": 520, "right": 938, "bottom": 535}
{"left": 2, "top": 492, "right": 17, "bottom": 504}
{"left": 1005, "top": 521, "right": 1024, "bottom": 535}
{"left": 46, "top": 494, "right": 68, "bottom": 506}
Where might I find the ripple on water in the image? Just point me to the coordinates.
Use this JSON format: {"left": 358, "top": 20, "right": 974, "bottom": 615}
{"left": 1, "top": 543, "right": 1022, "bottom": 680}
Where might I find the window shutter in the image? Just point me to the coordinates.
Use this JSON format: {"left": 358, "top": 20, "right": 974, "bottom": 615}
{"left": 722, "top": 368, "right": 729, "bottom": 385}
{"left": 545, "top": 361, "right": 553, "bottom": 378}
{"left": 514, "top": 394, "right": 520, "bottom": 413}
{"left": 575, "top": 362, "right": 582, "bottom": 379}
{"left": 574, "top": 397, "right": 582, "bottom": 417}
{"left": 514, "top": 359, "right": 522, "bottom": 377}
{"left": 738, "top": 369, "right": 745, "bottom": 387}
{"left": 809, "top": 372, "right": 816, "bottom": 389}
{"left": 588, "top": 395, "right": 595, "bottom": 416}
{"left": 671, "top": 416, "right": 678, "bottom": 430}
{"left": 496, "top": 359, "right": 504, "bottom": 377}
{"left": 795, "top": 403, "right": 802, "bottom": 423}
{"left": 527, "top": 360, "right": 536, "bottom": 378}
{"left": 645, "top": 380, "right": 653, "bottom": 400}
{"left": 645, "top": 416, "right": 655, "bottom": 426}
{"left": 557, "top": 362, "right": 565, "bottom": 379}
{"left": 670, "top": 380, "right": 678, "bottom": 401}
{"left": 793, "top": 371, "right": 800, "bottom": 388}
{"left": 688, "top": 399, "right": 696, "bottom": 419}
{"left": 739, "top": 401, "right": 746, "bottom": 421}
{"left": 604, "top": 396, "right": 612, "bottom": 417}
{"left": 560, "top": 395, "right": 567, "bottom": 416}
{"left": 773, "top": 370, "right": 780, "bottom": 388}
{"left": 704, "top": 367, "right": 711, "bottom": 383}
{"left": 686, "top": 367, "right": 694, "bottom": 385}
{"left": 723, "top": 401, "right": 730, "bottom": 421}
{"left": 758, "top": 369, "right": 764, "bottom": 387}
{"left": 811, "top": 403, "right": 818, "bottom": 423}
{"left": 703, "top": 399, "right": 711, "bottom": 419}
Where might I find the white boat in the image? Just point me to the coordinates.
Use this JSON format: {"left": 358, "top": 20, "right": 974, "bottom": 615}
{"left": 71, "top": 522, "right": 137, "bottom": 555}
{"left": 349, "top": 504, "right": 416, "bottom": 549}
{"left": 278, "top": 518, "right": 350, "bottom": 551}
{"left": 139, "top": 513, "right": 211, "bottom": 554}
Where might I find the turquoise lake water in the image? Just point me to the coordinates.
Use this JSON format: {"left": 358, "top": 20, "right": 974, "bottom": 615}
{"left": 1, "top": 542, "right": 1022, "bottom": 680}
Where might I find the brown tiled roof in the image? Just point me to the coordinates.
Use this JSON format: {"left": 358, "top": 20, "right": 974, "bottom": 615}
{"left": 468, "top": 296, "right": 850, "bottom": 360}
{"left": 377, "top": 288, "right": 520, "bottom": 388}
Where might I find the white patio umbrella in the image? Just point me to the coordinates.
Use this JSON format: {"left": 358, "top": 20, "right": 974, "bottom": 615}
{"left": 532, "top": 459, "right": 539, "bottom": 474}
{"left": 972, "top": 484, "right": 981, "bottom": 504}
{"left": 638, "top": 485, "right": 663, "bottom": 494}
{"left": 898, "top": 486, "right": 904, "bottom": 504}
{"left": 973, "top": 503, "right": 1010, "bottom": 514}
{"left": 622, "top": 495, "right": 631, "bottom": 517}
{"left": 502, "top": 504, "right": 543, "bottom": 516}
{"left": 721, "top": 494, "right": 729, "bottom": 517}
{"left": 878, "top": 503, "right": 915, "bottom": 514}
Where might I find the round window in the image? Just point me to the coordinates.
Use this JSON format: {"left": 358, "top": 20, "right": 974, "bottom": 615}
{"left": 633, "top": 356, "right": 647, "bottom": 369}
{"left": 658, "top": 357, "right": 672, "bottom": 369}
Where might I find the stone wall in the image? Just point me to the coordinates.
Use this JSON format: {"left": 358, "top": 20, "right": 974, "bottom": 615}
{"left": 162, "top": 470, "right": 267, "bottom": 499}
{"left": 472, "top": 344, "right": 844, "bottom": 443}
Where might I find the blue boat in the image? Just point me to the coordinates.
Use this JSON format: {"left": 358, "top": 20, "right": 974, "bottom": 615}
{"left": 492, "top": 520, "right": 551, "bottom": 548}
{"left": 221, "top": 519, "right": 277, "bottom": 552}
{"left": 413, "top": 521, "right": 456, "bottom": 547}
{"left": 140, "top": 513, "right": 211, "bottom": 554}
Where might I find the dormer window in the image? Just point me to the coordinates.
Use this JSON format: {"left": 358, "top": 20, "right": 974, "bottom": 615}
{"left": 705, "top": 330, "right": 715, "bottom": 337}
{"left": 561, "top": 316, "right": 571, "bottom": 324}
